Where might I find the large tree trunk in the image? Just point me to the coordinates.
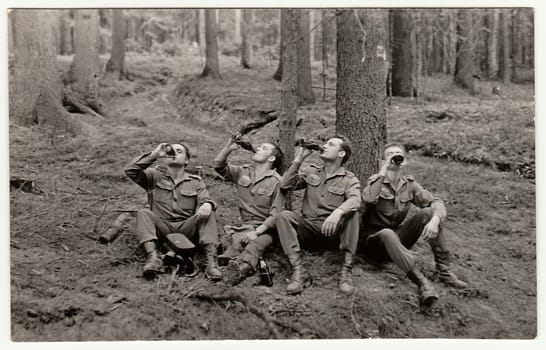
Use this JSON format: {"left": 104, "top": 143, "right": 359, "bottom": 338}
{"left": 69, "top": 9, "right": 102, "bottom": 113}
{"left": 10, "top": 10, "right": 74, "bottom": 131}
{"left": 390, "top": 9, "right": 415, "bottom": 97}
{"left": 105, "top": 9, "right": 126, "bottom": 78}
{"left": 454, "top": 9, "right": 474, "bottom": 92}
{"left": 498, "top": 9, "right": 511, "bottom": 84}
{"left": 485, "top": 9, "right": 499, "bottom": 79}
{"left": 240, "top": 9, "right": 252, "bottom": 69}
{"left": 273, "top": 10, "right": 284, "bottom": 81}
{"left": 202, "top": 9, "right": 221, "bottom": 78}
{"left": 296, "top": 9, "right": 315, "bottom": 105}
{"left": 336, "top": 9, "right": 388, "bottom": 184}
{"left": 59, "top": 10, "right": 73, "bottom": 55}
{"left": 278, "top": 9, "right": 298, "bottom": 175}
{"left": 8, "top": 10, "right": 15, "bottom": 53}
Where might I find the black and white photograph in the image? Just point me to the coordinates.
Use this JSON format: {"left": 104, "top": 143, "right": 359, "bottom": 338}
{"left": 4, "top": 2, "right": 541, "bottom": 345}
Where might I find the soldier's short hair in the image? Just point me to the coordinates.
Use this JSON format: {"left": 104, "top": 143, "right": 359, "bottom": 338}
{"left": 332, "top": 135, "right": 352, "bottom": 165}
{"left": 269, "top": 143, "right": 284, "bottom": 173}
{"left": 382, "top": 142, "right": 406, "bottom": 159}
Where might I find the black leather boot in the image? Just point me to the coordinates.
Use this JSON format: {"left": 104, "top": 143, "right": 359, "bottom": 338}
{"left": 286, "top": 253, "right": 311, "bottom": 295}
{"left": 407, "top": 268, "right": 439, "bottom": 307}
{"left": 204, "top": 244, "right": 222, "bottom": 281}
{"left": 142, "top": 240, "right": 162, "bottom": 280}
{"left": 432, "top": 249, "right": 468, "bottom": 289}
{"left": 339, "top": 251, "right": 355, "bottom": 294}
{"left": 225, "top": 259, "right": 253, "bottom": 286}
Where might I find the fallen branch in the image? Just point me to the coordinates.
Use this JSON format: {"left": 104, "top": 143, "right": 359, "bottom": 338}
{"left": 63, "top": 91, "right": 105, "bottom": 119}
{"left": 191, "top": 290, "right": 282, "bottom": 339}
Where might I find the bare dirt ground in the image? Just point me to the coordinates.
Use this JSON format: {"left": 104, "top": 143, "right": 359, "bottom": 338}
{"left": 9, "top": 49, "right": 536, "bottom": 340}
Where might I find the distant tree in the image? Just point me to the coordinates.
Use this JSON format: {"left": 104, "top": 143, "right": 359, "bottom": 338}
{"left": 10, "top": 10, "right": 74, "bottom": 131}
{"left": 69, "top": 9, "right": 102, "bottom": 113}
{"left": 390, "top": 9, "right": 416, "bottom": 97}
{"left": 485, "top": 9, "right": 499, "bottom": 78}
{"left": 273, "top": 9, "right": 284, "bottom": 81}
{"left": 194, "top": 9, "right": 200, "bottom": 44}
{"left": 511, "top": 9, "right": 521, "bottom": 80}
{"left": 202, "top": 9, "right": 221, "bottom": 78}
{"left": 106, "top": 9, "right": 126, "bottom": 78}
{"left": 235, "top": 9, "right": 241, "bottom": 41}
{"left": 498, "top": 9, "right": 511, "bottom": 84}
{"left": 296, "top": 9, "right": 315, "bottom": 105}
{"left": 336, "top": 9, "right": 388, "bottom": 183}
{"left": 241, "top": 9, "right": 252, "bottom": 69}
{"left": 321, "top": 9, "right": 329, "bottom": 68}
{"left": 278, "top": 9, "right": 298, "bottom": 174}
{"left": 59, "top": 10, "right": 73, "bottom": 55}
{"left": 309, "top": 9, "right": 315, "bottom": 61}
{"left": 454, "top": 9, "right": 474, "bottom": 92}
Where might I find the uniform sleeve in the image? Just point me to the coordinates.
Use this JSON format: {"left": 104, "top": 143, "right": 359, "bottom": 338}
{"left": 261, "top": 183, "right": 286, "bottom": 229}
{"left": 338, "top": 176, "right": 362, "bottom": 214}
{"left": 412, "top": 181, "right": 447, "bottom": 220}
{"left": 212, "top": 159, "right": 242, "bottom": 183}
{"left": 362, "top": 174, "right": 385, "bottom": 204}
{"left": 124, "top": 152, "right": 158, "bottom": 190}
{"left": 280, "top": 161, "right": 307, "bottom": 191}
{"left": 196, "top": 179, "right": 218, "bottom": 210}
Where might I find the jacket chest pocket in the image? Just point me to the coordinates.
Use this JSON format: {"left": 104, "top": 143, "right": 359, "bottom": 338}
{"left": 397, "top": 191, "right": 413, "bottom": 212}
{"left": 326, "top": 186, "right": 345, "bottom": 207}
{"left": 177, "top": 188, "right": 198, "bottom": 211}
{"left": 237, "top": 176, "right": 253, "bottom": 204}
{"left": 154, "top": 180, "right": 174, "bottom": 204}
{"left": 253, "top": 185, "right": 275, "bottom": 209}
{"left": 377, "top": 188, "right": 395, "bottom": 215}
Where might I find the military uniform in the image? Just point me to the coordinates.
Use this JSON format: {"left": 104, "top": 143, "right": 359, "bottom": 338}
{"left": 125, "top": 153, "right": 219, "bottom": 248}
{"left": 213, "top": 160, "right": 283, "bottom": 269}
{"left": 360, "top": 173, "right": 449, "bottom": 273}
{"left": 276, "top": 162, "right": 361, "bottom": 256}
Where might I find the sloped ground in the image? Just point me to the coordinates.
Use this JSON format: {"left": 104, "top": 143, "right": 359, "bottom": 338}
{"left": 9, "top": 50, "right": 535, "bottom": 340}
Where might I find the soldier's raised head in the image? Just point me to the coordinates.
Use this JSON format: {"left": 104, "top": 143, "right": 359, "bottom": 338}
{"left": 320, "top": 135, "right": 352, "bottom": 165}
{"left": 252, "top": 142, "right": 284, "bottom": 171}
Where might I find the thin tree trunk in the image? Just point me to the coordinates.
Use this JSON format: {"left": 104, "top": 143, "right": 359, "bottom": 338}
{"left": 309, "top": 9, "right": 315, "bottom": 61}
{"left": 194, "top": 9, "right": 200, "bottom": 44}
{"left": 202, "top": 9, "right": 221, "bottom": 78}
{"left": 498, "top": 9, "right": 511, "bottom": 84}
{"left": 511, "top": 9, "right": 520, "bottom": 81}
{"left": 336, "top": 9, "right": 388, "bottom": 183}
{"left": 454, "top": 9, "right": 474, "bottom": 92}
{"left": 390, "top": 9, "right": 415, "bottom": 97}
{"left": 10, "top": 10, "right": 76, "bottom": 132}
{"left": 241, "top": 9, "right": 252, "bottom": 69}
{"left": 69, "top": 9, "right": 102, "bottom": 112}
{"left": 59, "top": 10, "right": 73, "bottom": 55}
{"left": 296, "top": 9, "right": 315, "bottom": 105}
{"left": 273, "top": 10, "right": 284, "bottom": 81}
{"left": 486, "top": 9, "right": 499, "bottom": 79}
{"left": 278, "top": 9, "right": 298, "bottom": 175}
{"left": 321, "top": 9, "right": 329, "bottom": 68}
{"left": 235, "top": 9, "right": 241, "bottom": 42}
{"left": 106, "top": 9, "right": 126, "bottom": 78}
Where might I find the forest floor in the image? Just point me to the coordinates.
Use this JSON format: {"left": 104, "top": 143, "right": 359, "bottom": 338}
{"left": 9, "top": 47, "right": 536, "bottom": 340}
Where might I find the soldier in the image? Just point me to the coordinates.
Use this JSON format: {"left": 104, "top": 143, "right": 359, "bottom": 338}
{"left": 360, "top": 142, "right": 468, "bottom": 306}
{"left": 276, "top": 136, "right": 361, "bottom": 295}
{"left": 125, "top": 143, "right": 222, "bottom": 281}
{"left": 213, "top": 135, "right": 284, "bottom": 285}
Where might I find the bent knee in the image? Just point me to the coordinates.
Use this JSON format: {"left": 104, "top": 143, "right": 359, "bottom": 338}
{"left": 377, "top": 228, "right": 398, "bottom": 242}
